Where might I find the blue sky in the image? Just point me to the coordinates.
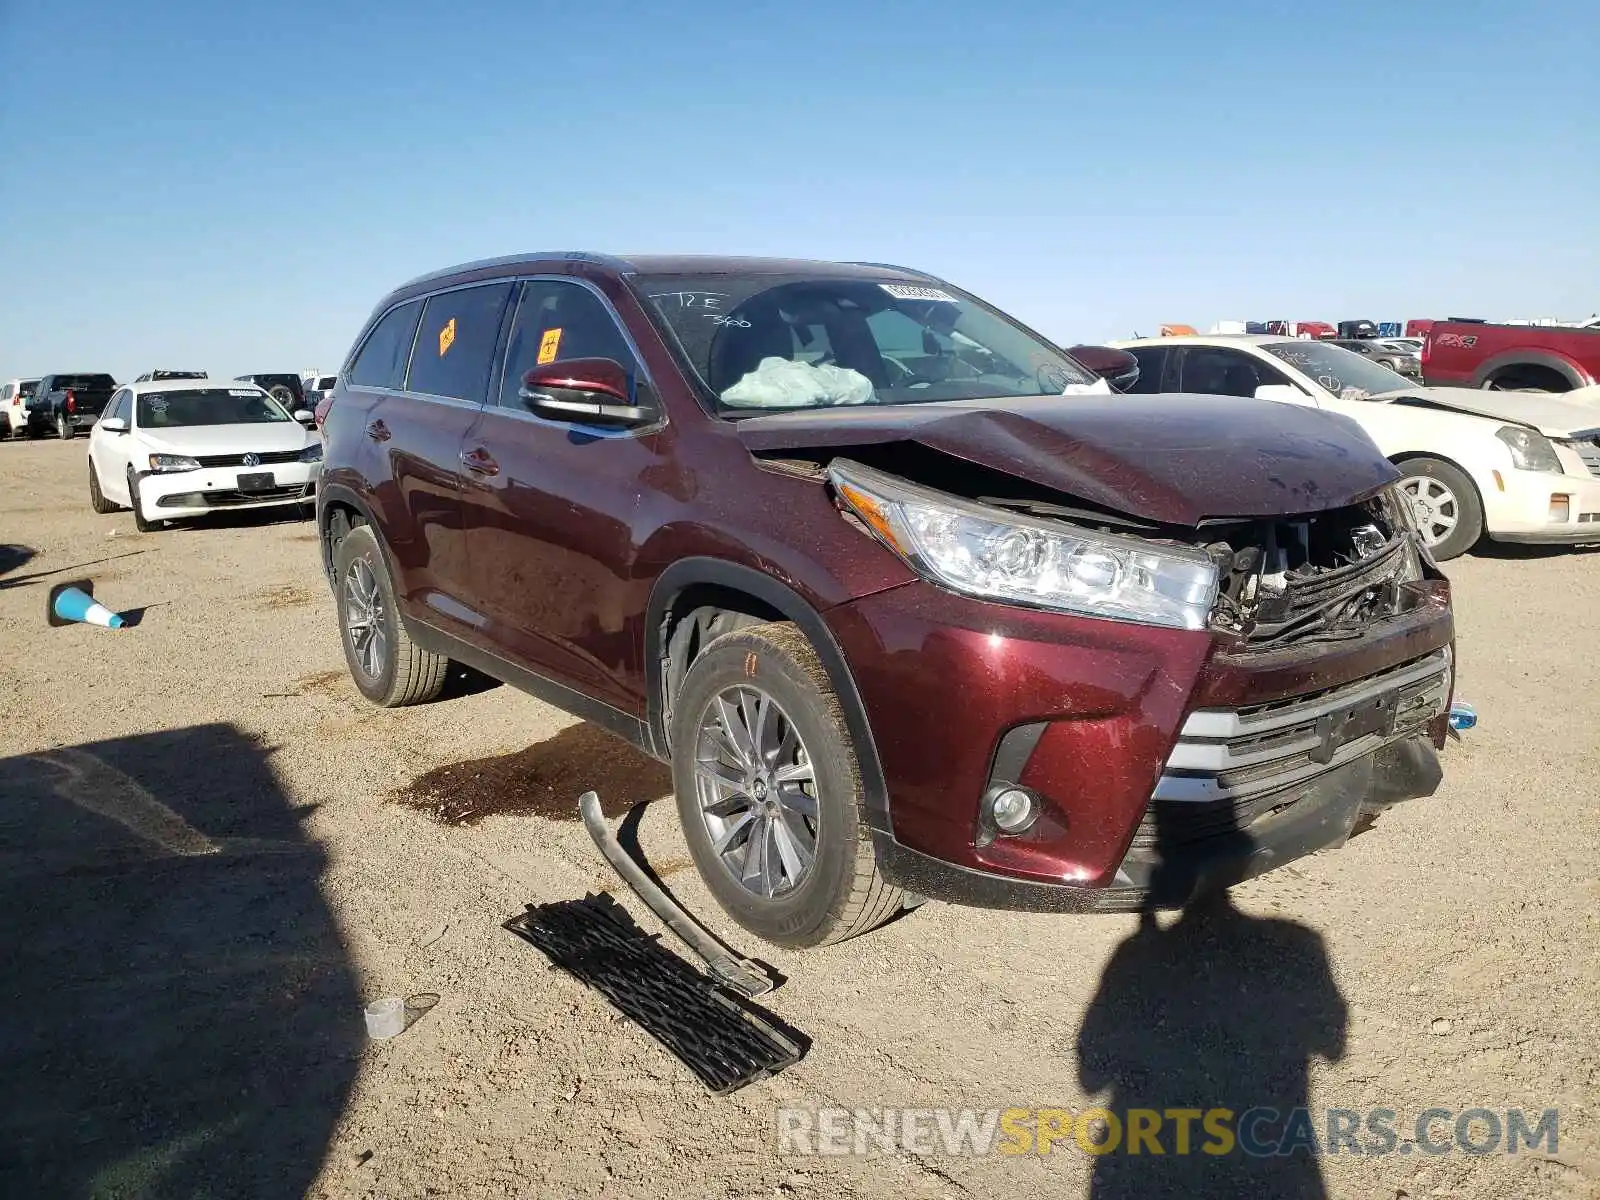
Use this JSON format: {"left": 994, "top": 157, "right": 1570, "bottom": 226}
{"left": 1, "top": 0, "right": 1595, "bottom": 382}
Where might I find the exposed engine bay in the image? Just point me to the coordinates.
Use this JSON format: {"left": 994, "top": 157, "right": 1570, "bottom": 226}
{"left": 1191, "top": 493, "right": 1426, "bottom": 647}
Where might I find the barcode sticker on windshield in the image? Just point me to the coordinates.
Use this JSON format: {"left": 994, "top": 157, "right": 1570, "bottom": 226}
{"left": 228, "top": 389, "right": 257, "bottom": 396}
{"left": 880, "top": 284, "right": 957, "bottom": 303}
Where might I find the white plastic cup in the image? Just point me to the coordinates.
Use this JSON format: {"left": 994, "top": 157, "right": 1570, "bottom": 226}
{"left": 364, "top": 997, "right": 406, "bottom": 1040}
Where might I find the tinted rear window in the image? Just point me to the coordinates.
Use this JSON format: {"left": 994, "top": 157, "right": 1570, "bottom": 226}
{"left": 55, "top": 374, "right": 116, "bottom": 391}
{"left": 18, "top": 381, "right": 37, "bottom": 398}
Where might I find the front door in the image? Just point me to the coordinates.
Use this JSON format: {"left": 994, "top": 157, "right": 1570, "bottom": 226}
{"left": 1176, "top": 345, "right": 1307, "bottom": 402}
{"left": 94, "top": 389, "right": 136, "bottom": 498}
{"left": 457, "top": 278, "right": 666, "bottom": 714}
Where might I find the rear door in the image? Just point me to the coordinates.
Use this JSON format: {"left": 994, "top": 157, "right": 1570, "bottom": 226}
{"left": 456, "top": 277, "right": 664, "bottom": 712}
{"left": 362, "top": 282, "right": 514, "bottom": 638}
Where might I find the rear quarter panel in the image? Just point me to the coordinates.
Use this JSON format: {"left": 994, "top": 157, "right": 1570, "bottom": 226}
{"left": 1426, "top": 323, "right": 1600, "bottom": 388}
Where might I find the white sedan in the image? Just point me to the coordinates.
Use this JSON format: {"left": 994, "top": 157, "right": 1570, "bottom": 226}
{"left": 1111, "top": 335, "right": 1600, "bottom": 559}
{"left": 87, "top": 379, "right": 323, "bottom": 531}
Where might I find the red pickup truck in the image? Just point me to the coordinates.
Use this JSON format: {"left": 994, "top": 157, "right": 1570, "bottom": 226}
{"left": 1423, "top": 321, "right": 1600, "bottom": 392}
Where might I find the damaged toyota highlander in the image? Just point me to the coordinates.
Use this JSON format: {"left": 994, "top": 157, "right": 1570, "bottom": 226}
{"left": 318, "top": 254, "right": 1455, "bottom": 949}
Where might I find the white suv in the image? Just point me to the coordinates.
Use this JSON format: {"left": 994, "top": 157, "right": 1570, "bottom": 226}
{"left": 2, "top": 378, "right": 41, "bottom": 438}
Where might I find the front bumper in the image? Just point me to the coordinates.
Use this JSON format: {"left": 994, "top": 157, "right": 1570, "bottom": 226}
{"left": 1483, "top": 462, "right": 1600, "bottom": 543}
{"left": 877, "top": 737, "right": 1441, "bottom": 912}
{"left": 137, "top": 461, "right": 320, "bottom": 519}
{"left": 826, "top": 578, "right": 1454, "bottom": 910}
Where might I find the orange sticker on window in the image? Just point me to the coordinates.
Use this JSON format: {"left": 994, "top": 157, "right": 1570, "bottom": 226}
{"left": 537, "top": 327, "right": 563, "bottom": 364}
{"left": 438, "top": 317, "right": 457, "bottom": 356}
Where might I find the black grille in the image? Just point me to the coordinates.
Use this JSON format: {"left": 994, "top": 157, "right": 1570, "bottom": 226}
{"left": 505, "top": 894, "right": 803, "bottom": 1095}
{"left": 157, "top": 485, "right": 311, "bottom": 507}
{"left": 192, "top": 449, "right": 304, "bottom": 468}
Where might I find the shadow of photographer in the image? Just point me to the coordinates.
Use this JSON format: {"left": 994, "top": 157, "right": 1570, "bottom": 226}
{"left": 1075, "top": 799, "right": 1349, "bottom": 1199}
{"left": 0, "top": 724, "right": 362, "bottom": 1197}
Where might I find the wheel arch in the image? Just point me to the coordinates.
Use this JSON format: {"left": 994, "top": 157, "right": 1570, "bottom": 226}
{"left": 1471, "top": 351, "right": 1587, "bottom": 392}
{"left": 645, "top": 558, "right": 893, "bottom": 835}
{"left": 1388, "top": 450, "right": 1489, "bottom": 546}
{"left": 317, "top": 483, "right": 392, "bottom": 590}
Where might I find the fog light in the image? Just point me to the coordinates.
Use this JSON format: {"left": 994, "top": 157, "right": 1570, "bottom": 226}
{"left": 1549, "top": 494, "right": 1571, "bottom": 523}
{"left": 989, "top": 787, "right": 1038, "bottom": 834}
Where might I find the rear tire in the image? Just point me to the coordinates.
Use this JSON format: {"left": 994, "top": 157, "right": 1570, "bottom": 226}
{"left": 670, "top": 621, "right": 904, "bottom": 948}
{"left": 1394, "top": 457, "right": 1483, "bottom": 561}
{"left": 57, "top": 414, "right": 74, "bottom": 440}
{"left": 89, "top": 459, "right": 119, "bottom": 513}
{"left": 334, "top": 524, "right": 448, "bottom": 707}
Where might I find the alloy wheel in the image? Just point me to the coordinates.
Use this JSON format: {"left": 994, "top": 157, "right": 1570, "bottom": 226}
{"left": 1397, "top": 474, "right": 1458, "bottom": 547}
{"left": 692, "top": 685, "right": 819, "bottom": 899}
{"left": 343, "top": 557, "right": 388, "bottom": 680}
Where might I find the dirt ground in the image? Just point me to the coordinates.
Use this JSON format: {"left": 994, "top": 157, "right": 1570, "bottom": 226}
{"left": 1, "top": 435, "right": 1596, "bottom": 1200}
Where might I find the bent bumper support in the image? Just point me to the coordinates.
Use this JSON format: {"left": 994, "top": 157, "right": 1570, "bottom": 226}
{"left": 579, "top": 790, "right": 775, "bottom": 998}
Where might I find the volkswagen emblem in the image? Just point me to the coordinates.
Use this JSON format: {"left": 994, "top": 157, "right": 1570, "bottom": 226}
{"left": 242, "top": 453, "right": 261, "bottom": 467}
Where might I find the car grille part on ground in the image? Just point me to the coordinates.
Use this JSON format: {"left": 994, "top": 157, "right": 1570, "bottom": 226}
{"left": 504, "top": 893, "right": 803, "bottom": 1095}
{"left": 579, "top": 789, "right": 776, "bottom": 998}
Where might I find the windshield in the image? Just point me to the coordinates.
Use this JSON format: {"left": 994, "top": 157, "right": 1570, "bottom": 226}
{"left": 136, "top": 388, "right": 293, "bottom": 428}
{"left": 1260, "top": 340, "right": 1412, "bottom": 399}
{"left": 635, "top": 273, "right": 1096, "bottom": 414}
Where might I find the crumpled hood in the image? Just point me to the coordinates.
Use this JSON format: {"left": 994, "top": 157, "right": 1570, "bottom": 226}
{"left": 1375, "top": 386, "right": 1600, "bottom": 437}
{"left": 734, "top": 394, "right": 1398, "bottom": 526}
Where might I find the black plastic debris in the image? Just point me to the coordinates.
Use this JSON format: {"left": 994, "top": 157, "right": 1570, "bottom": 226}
{"left": 505, "top": 894, "right": 803, "bottom": 1095}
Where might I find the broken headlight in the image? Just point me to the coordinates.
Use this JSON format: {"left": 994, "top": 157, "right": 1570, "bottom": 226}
{"left": 828, "top": 460, "right": 1219, "bottom": 630}
{"left": 1496, "top": 426, "right": 1561, "bottom": 473}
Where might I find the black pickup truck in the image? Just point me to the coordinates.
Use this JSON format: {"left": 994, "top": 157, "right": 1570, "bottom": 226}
{"left": 31, "top": 373, "right": 118, "bottom": 439}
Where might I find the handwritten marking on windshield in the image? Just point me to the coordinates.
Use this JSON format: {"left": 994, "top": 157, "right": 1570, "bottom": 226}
{"left": 650, "top": 291, "right": 728, "bottom": 312}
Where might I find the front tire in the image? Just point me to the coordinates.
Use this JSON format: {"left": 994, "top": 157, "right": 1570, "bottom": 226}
{"left": 126, "top": 469, "right": 162, "bottom": 532}
{"left": 1395, "top": 457, "right": 1483, "bottom": 561}
{"left": 89, "top": 459, "right": 119, "bottom": 513}
{"left": 333, "top": 524, "right": 448, "bottom": 707}
{"left": 670, "top": 621, "right": 904, "bottom": 948}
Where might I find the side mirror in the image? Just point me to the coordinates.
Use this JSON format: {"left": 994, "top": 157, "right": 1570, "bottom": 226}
{"left": 292, "top": 408, "right": 315, "bottom": 425}
{"left": 1254, "top": 384, "right": 1306, "bottom": 404}
{"left": 519, "top": 358, "right": 651, "bottom": 426}
{"left": 100, "top": 417, "right": 128, "bottom": 434}
{"left": 1066, "top": 345, "right": 1141, "bottom": 393}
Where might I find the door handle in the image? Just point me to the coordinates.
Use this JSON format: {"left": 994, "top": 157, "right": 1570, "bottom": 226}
{"left": 366, "top": 419, "right": 390, "bottom": 442}
{"left": 460, "top": 447, "right": 499, "bottom": 477}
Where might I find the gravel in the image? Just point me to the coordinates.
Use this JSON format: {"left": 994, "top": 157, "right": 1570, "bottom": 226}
{"left": 1, "top": 435, "right": 1596, "bottom": 1199}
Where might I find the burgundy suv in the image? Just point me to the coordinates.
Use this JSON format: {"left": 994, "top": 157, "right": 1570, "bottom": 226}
{"left": 319, "top": 254, "right": 1454, "bottom": 948}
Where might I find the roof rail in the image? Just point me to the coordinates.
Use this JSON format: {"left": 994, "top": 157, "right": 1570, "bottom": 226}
{"left": 394, "top": 251, "right": 632, "bottom": 293}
